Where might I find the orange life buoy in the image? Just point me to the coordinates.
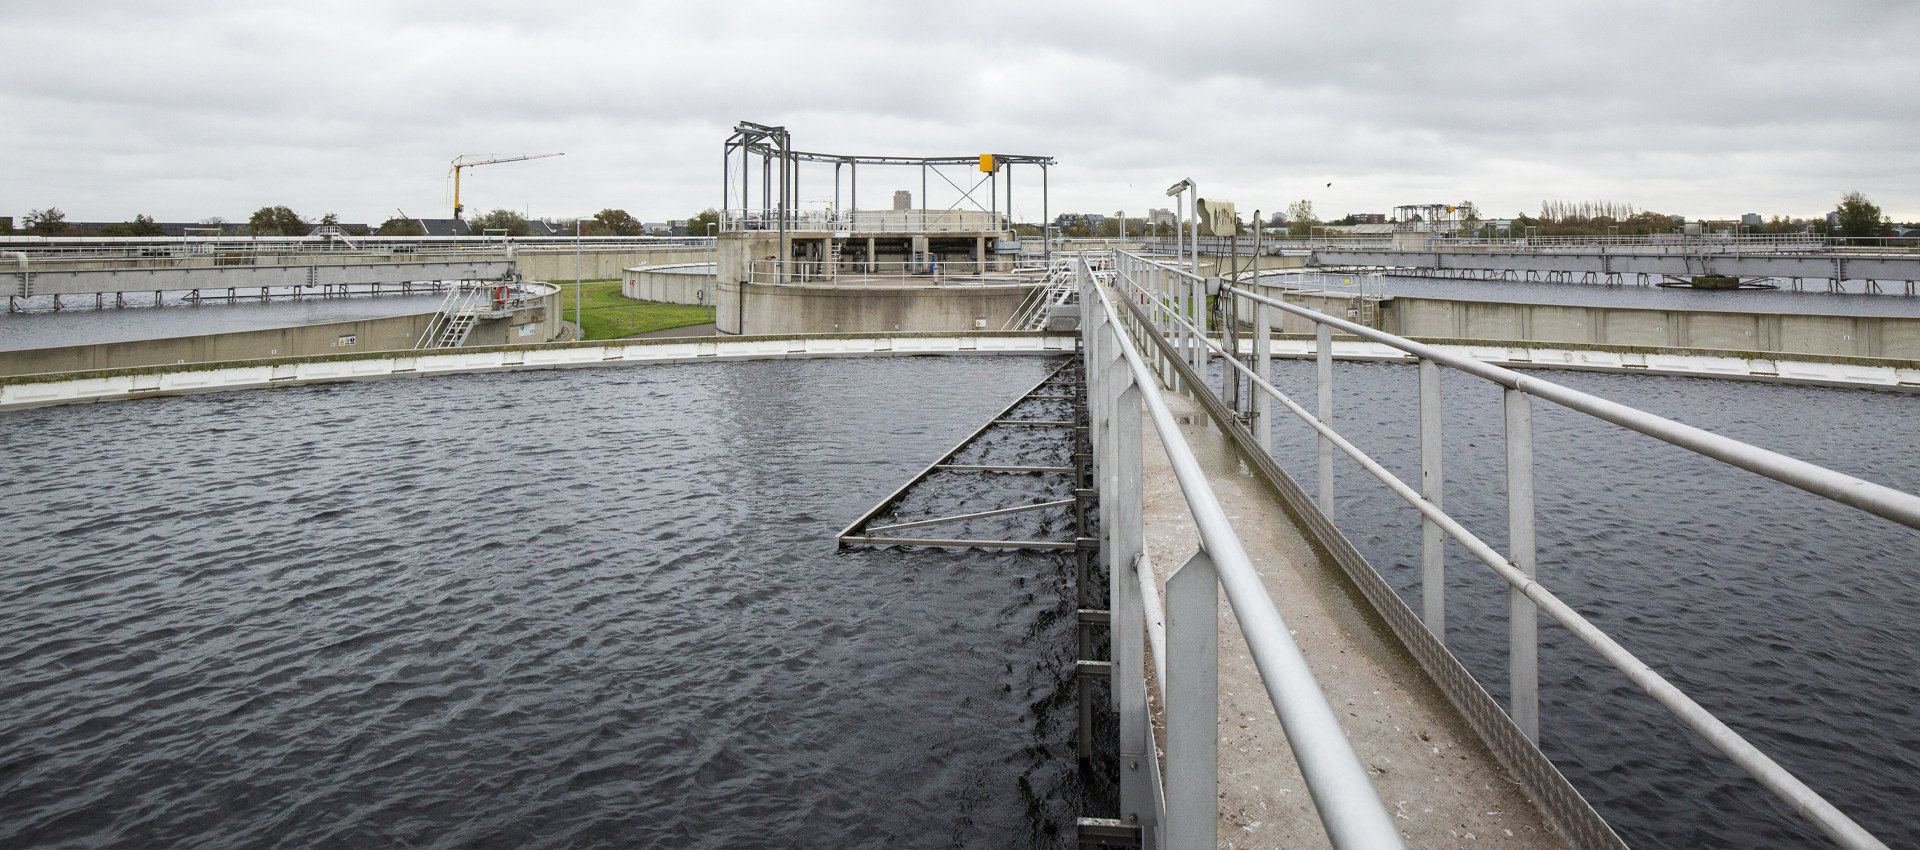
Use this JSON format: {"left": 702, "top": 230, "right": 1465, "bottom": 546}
{"left": 494, "top": 284, "right": 509, "bottom": 304}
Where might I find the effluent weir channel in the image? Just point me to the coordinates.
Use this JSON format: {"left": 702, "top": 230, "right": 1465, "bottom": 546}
{"left": 2, "top": 251, "right": 1918, "bottom": 848}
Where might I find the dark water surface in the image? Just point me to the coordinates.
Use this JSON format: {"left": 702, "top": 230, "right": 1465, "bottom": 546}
{"left": 1247, "top": 359, "right": 1920, "bottom": 848}
{"left": 0, "top": 357, "right": 1081, "bottom": 848}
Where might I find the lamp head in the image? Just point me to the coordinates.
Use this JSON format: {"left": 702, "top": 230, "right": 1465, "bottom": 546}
{"left": 1165, "top": 179, "right": 1192, "bottom": 197}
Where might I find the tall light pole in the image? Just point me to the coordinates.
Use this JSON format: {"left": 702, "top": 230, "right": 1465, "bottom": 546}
{"left": 574, "top": 218, "right": 582, "bottom": 335}
{"left": 1167, "top": 179, "right": 1194, "bottom": 273}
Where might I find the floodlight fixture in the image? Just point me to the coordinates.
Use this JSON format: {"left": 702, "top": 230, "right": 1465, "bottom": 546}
{"left": 1166, "top": 179, "right": 1192, "bottom": 197}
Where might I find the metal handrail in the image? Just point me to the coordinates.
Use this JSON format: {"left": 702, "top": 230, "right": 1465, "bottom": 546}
{"left": 1140, "top": 233, "right": 1920, "bottom": 256}
{"left": 1083, "top": 265, "right": 1407, "bottom": 849}
{"left": 1113, "top": 248, "right": 1897, "bottom": 849}
{"left": 0, "top": 236, "right": 717, "bottom": 262}
{"left": 743, "top": 259, "right": 1034, "bottom": 287}
{"left": 719, "top": 208, "right": 1008, "bottom": 234}
{"left": 1226, "top": 287, "right": 1920, "bottom": 532}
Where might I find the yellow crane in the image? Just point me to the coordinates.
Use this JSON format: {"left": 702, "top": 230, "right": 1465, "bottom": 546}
{"left": 449, "top": 152, "right": 564, "bottom": 220}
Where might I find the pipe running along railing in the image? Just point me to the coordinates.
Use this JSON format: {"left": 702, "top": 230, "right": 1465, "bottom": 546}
{"left": 719, "top": 208, "right": 1008, "bottom": 234}
{"left": 1107, "top": 248, "right": 1901, "bottom": 850}
{"left": 743, "top": 259, "right": 1033, "bottom": 286}
{"left": 1077, "top": 259, "right": 1406, "bottom": 850}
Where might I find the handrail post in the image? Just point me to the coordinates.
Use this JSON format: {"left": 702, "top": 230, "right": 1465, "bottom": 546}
{"left": 1255, "top": 293, "right": 1273, "bottom": 454}
{"left": 1317, "top": 322, "right": 1334, "bottom": 516}
{"left": 1421, "top": 358, "right": 1445, "bottom": 643}
{"left": 1221, "top": 283, "right": 1236, "bottom": 410}
{"left": 1167, "top": 276, "right": 1182, "bottom": 389}
{"left": 1165, "top": 549, "right": 1219, "bottom": 849}
{"left": 1110, "top": 332, "right": 1156, "bottom": 843}
{"left": 1192, "top": 276, "right": 1206, "bottom": 374}
{"left": 1506, "top": 388, "right": 1539, "bottom": 742}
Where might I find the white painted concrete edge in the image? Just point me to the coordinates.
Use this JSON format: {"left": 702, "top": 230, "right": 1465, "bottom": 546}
{"left": 0, "top": 334, "right": 1078, "bottom": 411}
{"left": 1241, "top": 339, "right": 1920, "bottom": 392}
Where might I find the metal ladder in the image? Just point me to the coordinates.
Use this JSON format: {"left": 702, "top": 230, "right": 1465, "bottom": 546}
{"left": 415, "top": 284, "right": 490, "bottom": 350}
{"left": 432, "top": 311, "right": 479, "bottom": 347}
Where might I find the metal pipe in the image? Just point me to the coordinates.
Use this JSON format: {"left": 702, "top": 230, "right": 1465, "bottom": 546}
{"left": 1089, "top": 277, "right": 1407, "bottom": 850}
{"left": 1138, "top": 549, "right": 1168, "bottom": 708}
{"left": 1127, "top": 266, "right": 1890, "bottom": 850}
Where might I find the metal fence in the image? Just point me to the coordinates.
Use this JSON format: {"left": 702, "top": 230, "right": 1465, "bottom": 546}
{"left": 1108, "top": 248, "right": 1903, "bottom": 850}
{"left": 719, "top": 208, "right": 1007, "bottom": 234}
{"left": 0, "top": 235, "right": 716, "bottom": 261}
{"left": 1077, "top": 259, "right": 1406, "bottom": 849}
{"left": 1144, "top": 233, "right": 1920, "bottom": 256}
{"left": 743, "top": 259, "right": 1038, "bottom": 287}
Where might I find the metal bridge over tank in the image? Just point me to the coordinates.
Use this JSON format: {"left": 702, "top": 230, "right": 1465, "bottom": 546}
{"left": 0, "top": 235, "right": 714, "bottom": 308}
{"left": 1157, "top": 234, "right": 1920, "bottom": 292}
{"left": 1299, "top": 236, "right": 1920, "bottom": 292}
{"left": 1069, "top": 247, "right": 1911, "bottom": 848}
{"left": 719, "top": 121, "right": 1056, "bottom": 286}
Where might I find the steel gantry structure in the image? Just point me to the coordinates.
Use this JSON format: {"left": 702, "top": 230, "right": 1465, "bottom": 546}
{"left": 722, "top": 120, "right": 1056, "bottom": 272}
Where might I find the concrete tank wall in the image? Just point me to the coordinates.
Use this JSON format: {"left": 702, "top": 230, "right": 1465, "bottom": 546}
{"left": 0, "top": 313, "right": 439, "bottom": 377}
{"left": 715, "top": 282, "right": 1036, "bottom": 335}
{"left": 515, "top": 247, "right": 711, "bottom": 282}
{"left": 1381, "top": 296, "right": 1920, "bottom": 360}
{"left": 0, "top": 287, "right": 562, "bottom": 377}
{"left": 622, "top": 264, "right": 715, "bottom": 306}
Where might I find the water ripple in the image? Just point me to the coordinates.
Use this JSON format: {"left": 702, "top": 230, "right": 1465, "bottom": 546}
{"left": 0, "top": 356, "right": 1082, "bottom": 848}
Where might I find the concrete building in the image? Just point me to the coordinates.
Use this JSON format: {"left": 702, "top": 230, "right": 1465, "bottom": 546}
{"left": 1348, "top": 213, "right": 1387, "bottom": 224}
{"left": 1149, "top": 208, "right": 1175, "bottom": 227}
{"left": 893, "top": 190, "right": 912, "bottom": 211}
{"left": 1741, "top": 213, "right": 1763, "bottom": 227}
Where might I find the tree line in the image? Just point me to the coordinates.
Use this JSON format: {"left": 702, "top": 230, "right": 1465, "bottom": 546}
{"left": 1, "top": 206, "right": 724, "bottom": 237}
{"left": 4, "top": 196, "right": 1902, "bottom": 239}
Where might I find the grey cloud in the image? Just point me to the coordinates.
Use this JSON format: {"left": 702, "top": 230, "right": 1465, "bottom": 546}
{"left": 2, "top": 0, "right": 1915, "bottom": 224}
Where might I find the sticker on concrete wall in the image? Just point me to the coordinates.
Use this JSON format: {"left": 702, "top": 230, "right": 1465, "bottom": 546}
{"left": 518, "top": 322, "right": 538, "bottom": 337}
{"left": 334, "top": 335, "right": 357, "bottom": 347}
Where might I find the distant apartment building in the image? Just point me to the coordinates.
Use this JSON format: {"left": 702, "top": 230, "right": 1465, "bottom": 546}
{"left": 1349, "top": 213, "right": 1386, "bottom": 224}
{"left": 1741, "top": 213, "right": 1762, "bottom": 227}
{"left": 1149, "top": 208, "right": 1175, "bottom": 227}
{"left": 893, "top": 190, "right": 912, "bottom": 211}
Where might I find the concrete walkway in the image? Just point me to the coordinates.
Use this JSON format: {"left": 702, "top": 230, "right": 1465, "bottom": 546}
{"left": 1139, "top": 391, "right": 1570, "bottom": 849}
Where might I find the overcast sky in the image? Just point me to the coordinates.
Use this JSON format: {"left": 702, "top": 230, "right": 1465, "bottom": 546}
{"left": 4, "top": 1, "right": 1916, "bottom": 226}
